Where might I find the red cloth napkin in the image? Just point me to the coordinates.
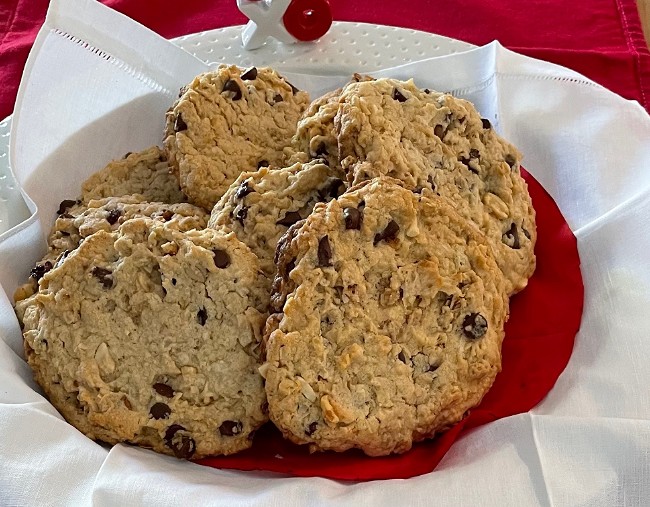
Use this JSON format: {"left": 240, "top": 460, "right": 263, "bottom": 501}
{"left": 1, "top": 0, "right": 649, "bottom": 121}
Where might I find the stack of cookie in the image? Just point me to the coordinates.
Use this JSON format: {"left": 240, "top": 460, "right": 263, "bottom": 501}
{"left": 15, "top": 64, "right": 536, "bottom": 459}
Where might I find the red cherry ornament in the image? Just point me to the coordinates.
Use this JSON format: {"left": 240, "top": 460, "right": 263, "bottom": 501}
{"left": 283, "top": 0, "right": 332, "bottom": 41}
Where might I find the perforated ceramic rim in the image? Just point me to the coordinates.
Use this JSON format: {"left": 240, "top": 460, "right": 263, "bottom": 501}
{"left": 174, "top": 22, "right": 474, "bottom": 73}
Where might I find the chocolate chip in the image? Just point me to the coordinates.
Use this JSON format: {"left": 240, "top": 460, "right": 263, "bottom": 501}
{"left": 459, "top": 156, "right": 478, "bottom": 175}
{"left": 481, "top": 118, "right": 492, "bottom": 129}
{"left": 285, "top": 80, "right": 299, "bottom": 94}
{"left": 424, "top": 88, "right": 431, "bottom": 94}
{"left": 30, "top": 261, "right": 53, "bottom": 281}
{"left": 276, "top": 211, "right": 302, "bottom": 227}
{"left": 161, "top": 210, "right": 174, "bottom": 222}
{"left": 164, "top": 425, "right": 196, "bottom": 459}
{"left": 235, "top": 180, "right": 253, "bottom": 199}
{"left": 57, "top": 199, "right": 79, "bottom": 215}
{"left": 434, "top": 124, "right": 445, "bottom": 140}
{"left": 91, "top": 267, "right": 113, "bottom": 288}
{"left": 305, "top": 422, "right": 318, "bottom": 436}
{"left": 462, "top": 313, "right": 488, "bottom": 339}
{"left": 505, "top": 153, "right": 517, "bottom": 169}
{"left": 285, "top": 258, "right": 296, "bottom": 276}
{"left": 318, "top": 178, "right": 344, "bottom": 200}
{"left": 122, "top": 396, "right": 132, "bottom": 410}
{"left": 315, "top": 142, "right": 328, "bottom": 156}
{"left": 219, "top": 420, "right": 243, "bottom": 436}
{"left": 150, "top": 402, "right": 171, "bottom": 420}
{"left": 398, "top": 351, "right": 407, "bottom": 363}
{"left": 171, "top": 278, "right": 177, "bottom": 286}
{"left": 503, "top": 223, "right": 521, "bottom": 249}
{"left": 257, "top": 159, "right": 269, "bottom": 169}
{"left": 153, "top": 383, "right": 174, "bottom": 398}
{"left": 374, "top": 220, "right": 400, "bottom": 245}
{"left": 164, "top": 424, "right": 184, "bottom": 441}
{"left": 240, "top": 67, "right": 258, "bottom": 80}
{"left": 222, "top": 79, "right": 242, "bottom": 100}
{"left": 344, "top": 207, "right": 361, "bottom": 230}
{"left": 427, "top": 175, "right": 436, "bottom": 192}
{"left": 105, "top": 208, "right": 122, "bottom": 225}
{"left": 123, "top": 152, "right": 132, "bottom": 159}
{"left": 522, "top": 227, "right": 531, "bottom": 240}
{"left": 469, "top": 148, "right": 480, "bottom": 159}
{"left": 318, "top": 236, "right": 332, "bottom": 267}
{"left": 273, "top": 93, "right": 284, "bottom": 104}
{"left": 197, "top": 307, "right": 208, "bottom": 326}
{"left": 393, "top": 88, "right": 407, "bottom": 102}
{"left": 172, "top": 436, "right": 196, "bottom": 459}
{"left": 428, "top": 363, "right": 440, "bottom": 372}
{"left": 213, "top": 249, "right": 231, "bottom": 268}
{"left": 318, "top": 178, "right": 345, "bottom": 201}
{"left": 174, "top": 114, "right": 187, "bottom": 132}
{"left": 233, "top": 205, "right": 247, "bottom": 226}
{"left": 56, "top": 250, "right": 70, "bottom": 266}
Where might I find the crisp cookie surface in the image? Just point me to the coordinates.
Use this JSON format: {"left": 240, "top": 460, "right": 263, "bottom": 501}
{"left": 208, "top": 160, "right": 345, "bottom": 277}
{"left": 336, "top": 78, "right": 536, "bottom": 294}
{"left": 16, "top": 218, "right": 268, "bottom": 459}
{"left": 264, "top": 178, "right": 509, "bottom": 456}
{"left": 163, "top": 65, "right": 310, "bottom": 210}
{"left": 14, "top": 197, "right": 208, "bottom": 303}
{"left": 288, "top": 74, "right": 374, "bottom": 177}
{"left": 81, "top": 146, "right": 186, "bottom": 204}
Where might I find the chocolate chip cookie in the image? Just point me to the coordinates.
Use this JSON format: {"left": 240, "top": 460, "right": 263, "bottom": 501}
{"left": 336, "top": 78, "right": 536, "bottom": 294}
{"left": 14, "top": 197, "right": 207, "bottom": 303}
{"left": 208, "top": 160, "right": 345, "bottom": 277}
{"left": 264, "top": 177, "right": 509, "bottom": 456}
{"left": 81, "top": 146, "right": 186, "bottom": 204}
{"left": 16, "top": 218, "right": 268, "bottom": 458}
{"left": 288, "top": 73, "right": 374, "bottom": 176}
{"left": 163, "top": 65, "right": 310, "bottom": 210}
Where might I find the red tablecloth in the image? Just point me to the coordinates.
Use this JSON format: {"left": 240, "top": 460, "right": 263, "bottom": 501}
{"left": 1, "top": 0, "right": 649, "bottom": 121}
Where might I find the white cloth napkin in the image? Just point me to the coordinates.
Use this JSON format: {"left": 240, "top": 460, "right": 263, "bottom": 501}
{"left": 2, "top": 0, "right": 650, "bottom": 505}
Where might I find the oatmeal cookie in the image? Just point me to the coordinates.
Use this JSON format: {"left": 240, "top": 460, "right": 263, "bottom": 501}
{"left": 208, "top": 160, "right": 345, "bottom": 277}
{"left": 264, "top": 177, "right": 509, "bottom": 456}
{"left": 16, "top": 218, "right": 268, "bottom": 458}
{"left": 81, "top": 146, "right": 186, "bottom": 204}
{"left": 14, "top": 197, "right": 207, "bottom": 303}
{"left": 335, "top": 79, "right": 536, "bottom": 294}
{"left": 163, "top": 65, "right": 310, "bottom": 210}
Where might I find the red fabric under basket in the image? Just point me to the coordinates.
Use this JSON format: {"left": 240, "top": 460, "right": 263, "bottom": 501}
{"left": 198, "top": 168, "right": 584, "bottom": 480}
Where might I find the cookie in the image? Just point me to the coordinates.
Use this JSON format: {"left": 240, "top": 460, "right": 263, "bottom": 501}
{"left": 288, "top": 73, "right": 374, "bottom": 176}
{"left": 16, "top": 218, "right": 268, "bottom": 458}
{"left": 14, "top": 197, "right": 208, "bottom": 303}
{"left": 208, "top": 160, "right": 346, "bottom": 277}
{"left": 163, "top": 65, "right": 311, "bottom": 210}
{"left": 81, "top": 146, "right": 186, "bottom": 204}
{"left": 335, "top": 78, "right": 536, "bottom": 294}
{"left": 264, "top": 177, "right": 509, "bottom": 456}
